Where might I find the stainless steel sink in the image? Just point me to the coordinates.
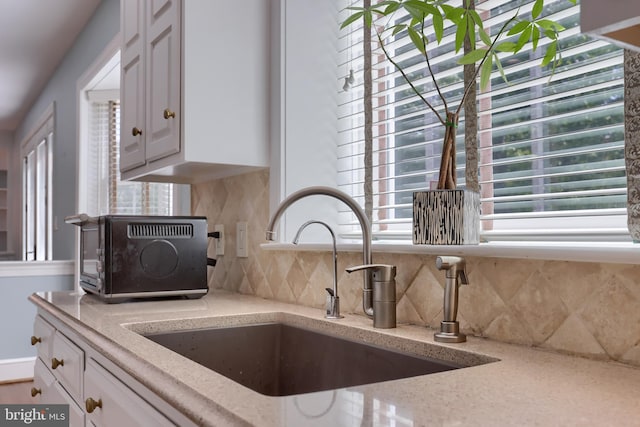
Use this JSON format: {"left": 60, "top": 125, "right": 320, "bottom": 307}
{"left": 143, "top": 322, "right": 464, "bottom": 396}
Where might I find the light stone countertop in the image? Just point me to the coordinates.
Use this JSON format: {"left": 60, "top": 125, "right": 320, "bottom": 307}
{"left": 30, "top": 290, "right": 640, "bottom": 427}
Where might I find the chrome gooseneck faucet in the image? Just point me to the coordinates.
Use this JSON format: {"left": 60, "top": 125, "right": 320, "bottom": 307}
{"left": 434, "top": 256, "right": 469, "bottom": 343}
{"left": 266, "top": 186, "right": 376, "bottom": 320}
{"left": 293, "top": 220, "right": 343, "bottom": 319}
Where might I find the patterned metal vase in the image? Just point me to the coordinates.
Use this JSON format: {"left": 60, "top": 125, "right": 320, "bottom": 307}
{"left": 412, "top": 189, "right": 480, "bottom": 245}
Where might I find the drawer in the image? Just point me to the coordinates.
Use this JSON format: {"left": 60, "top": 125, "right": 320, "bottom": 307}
{"left": 84, "top": 358, "right": 175, "bottom": 427}
{"left": 51, "top": 330, "right": 84, "bottom": 403}
{"left": 32, "top": 315, "right": 55, "bottom": 362}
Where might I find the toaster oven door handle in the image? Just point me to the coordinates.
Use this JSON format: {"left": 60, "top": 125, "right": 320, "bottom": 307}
{"left": 64, "top": 213, "right": 98, "bottom": 225}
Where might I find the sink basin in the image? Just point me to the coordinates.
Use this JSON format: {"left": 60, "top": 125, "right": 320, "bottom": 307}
{"left": 143, "top": 322, "right": 463, "bottom": 396}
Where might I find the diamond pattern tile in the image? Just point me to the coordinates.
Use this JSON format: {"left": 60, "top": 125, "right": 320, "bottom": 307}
{"left": 401, "top": 265, "right": 443, "bottom": 326}
{"left": 579, "top": 278, "right": 640, "bottom": 359}
{"left": 510, "top": 270, "right": 570, "bottom": 345}
{"left": 191, "top": 170, "right": 640, "bottom": 367}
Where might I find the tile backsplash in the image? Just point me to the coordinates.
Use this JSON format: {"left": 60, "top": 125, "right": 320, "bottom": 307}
{"left": 192, "top": 170, "right": 640, "bottom": 366}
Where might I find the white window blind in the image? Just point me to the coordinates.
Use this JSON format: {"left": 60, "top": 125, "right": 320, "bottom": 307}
{"left": 87, "top": 100, "right": 174, "bottom": 216}
{"left": 338, "top": 0, "right": 627, "bottom": 242}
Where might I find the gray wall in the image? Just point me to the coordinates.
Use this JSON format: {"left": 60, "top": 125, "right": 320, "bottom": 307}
{"left": 14, "top": 0, "right": 120, "bottom": 260}
{"left": 0, "top": 273, "right": 73, "bottom": 359}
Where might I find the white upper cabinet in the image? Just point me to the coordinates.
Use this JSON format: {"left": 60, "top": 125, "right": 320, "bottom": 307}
{"left": 120, "top": 0, "right": 146, "bottom": 172}
{"left": 145, "top": 0, "right": 181, "bottom": 163}
{"left": 120, "top": 0, "right": 270, "bottom": 183}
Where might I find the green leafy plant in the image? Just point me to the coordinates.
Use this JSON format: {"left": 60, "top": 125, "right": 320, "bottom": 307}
{"left": 341, "top": 0, "right": 577, "bottom": 190}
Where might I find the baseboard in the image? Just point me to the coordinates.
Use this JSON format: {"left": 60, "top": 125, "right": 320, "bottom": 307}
{"left": 0, "top": 357, "right": 35, "bottom": 383}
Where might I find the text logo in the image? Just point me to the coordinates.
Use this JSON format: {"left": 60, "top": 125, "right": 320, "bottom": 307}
{"left": 0, "top": 405, "right": 68, "bottom": 427}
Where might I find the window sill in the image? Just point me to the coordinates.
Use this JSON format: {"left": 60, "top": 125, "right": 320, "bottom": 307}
{"left": 261, "top": 241, "right": 639, "bottom": 265}
{"left": 0, "top": 260, "right": 75, "bottom": 277}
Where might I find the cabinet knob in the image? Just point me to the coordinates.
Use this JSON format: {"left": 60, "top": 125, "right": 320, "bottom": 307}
{"left": 163, "top": 108, "right": 176, "bottom": 119}
{"left": 132, "top": 127, "right": 143, "bottom": 136}
{"left": 30, "top": 336, "right": 41, "bottom": 346}
{"left": 31, "top": 387, "right": 42, "bottom": 397}
{"left": 85, "top": 397, "right": 103, "bottom": 413}
{"left": 51, "top": 357, "right": 64, "bottom": 369}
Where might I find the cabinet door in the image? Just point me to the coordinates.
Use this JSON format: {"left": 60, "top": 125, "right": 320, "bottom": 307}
{"left": 145, "top": 0, "right": 181, "bottom": 162}
{"left": 84, "top": 358, "right": 175, "bottom": 427}
{"left": 33, "top": 358, "right": 56, "bottom": 404}
{"left": 120, "top": 0, "right": 146, "bottom": 172}
{"left": 34, "top": 359, "right": 85, "bottom": 427}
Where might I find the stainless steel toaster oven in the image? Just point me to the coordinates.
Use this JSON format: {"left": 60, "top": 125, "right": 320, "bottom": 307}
{"left": 66, "top": 214, "right": 209, "bottom": 303}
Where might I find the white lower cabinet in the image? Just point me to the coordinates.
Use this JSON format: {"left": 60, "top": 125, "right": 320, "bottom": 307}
{"left": 84, "top": 358, "right": 174, "bottom": 427}
{"left": 31, "top": 313, "right": 194, "bottom": 427}
{"left": 33, "top": 349, "right": 85, "bottom": 427}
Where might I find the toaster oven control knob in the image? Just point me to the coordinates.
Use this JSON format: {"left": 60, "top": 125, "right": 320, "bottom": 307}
{"left": 96, "top": 261, "right": 103, "bottom": 273}
{"left": 95, "top": 278, "right": 103, "bottom": 291}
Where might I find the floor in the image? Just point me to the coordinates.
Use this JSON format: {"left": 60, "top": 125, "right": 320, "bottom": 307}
{"left": 0, "top": 380, "right": 35, "bottom": 404}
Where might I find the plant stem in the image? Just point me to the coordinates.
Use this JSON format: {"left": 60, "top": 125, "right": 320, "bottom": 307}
{"left": 375, "top": 29, "right": 445, "bottom": 126}
{"left": 455, "top": 15, "right": 515, "bottom": 117}
{"left": 420, "top": 19, "right": 449, "bottom": 114}
{"left": 437, "top": 112, "right": 459, "bottom": 189}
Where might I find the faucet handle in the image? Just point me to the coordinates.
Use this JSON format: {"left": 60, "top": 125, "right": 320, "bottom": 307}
{"left": 346, "top": 264, "right": 396, "bottom": 281}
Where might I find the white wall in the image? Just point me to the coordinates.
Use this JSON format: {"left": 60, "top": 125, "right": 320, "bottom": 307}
{"left": 270, "top": 0, "right": 343, "bottom": 243}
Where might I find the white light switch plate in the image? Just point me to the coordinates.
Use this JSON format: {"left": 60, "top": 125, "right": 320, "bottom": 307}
{"left": 237, "top": 222, "right": 248, "bottom": 258}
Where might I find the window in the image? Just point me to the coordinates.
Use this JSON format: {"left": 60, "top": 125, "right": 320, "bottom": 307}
{"left": 338, "top": 0, "right": 627, "bottom": 242}
{"left": 22, "top": 106, "right": 54, "bottom": 260}
{"left": 85, "top": 96, "right": 175, "bottom": 216}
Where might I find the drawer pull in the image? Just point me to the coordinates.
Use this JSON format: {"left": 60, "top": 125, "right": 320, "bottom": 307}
{"left": 163, "top": 108, "right": 176, "bottom": 119}
{"left": 30, "top": 387, "right": 41, "bottom": 397}
{"left": 30, "top": 336, "right": 41, "bottom": 346}
{"left": 51, "top": 358, "right": 64, "bottom": 369}
{"left": 85, "top": 397, "right": 103, "bottom": 413}
{"left": 132, "top": 127, "right": 143, "bottom": 136}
